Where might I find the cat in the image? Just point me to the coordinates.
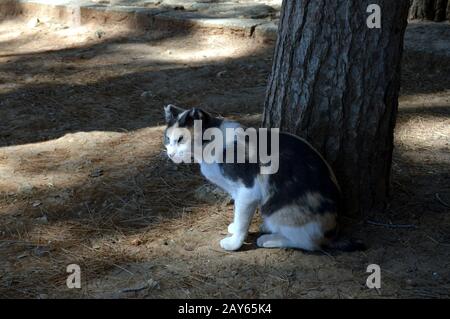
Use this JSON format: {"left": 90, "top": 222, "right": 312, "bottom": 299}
{"left": 163, "top": 104, "right": 364, "bottom": 252}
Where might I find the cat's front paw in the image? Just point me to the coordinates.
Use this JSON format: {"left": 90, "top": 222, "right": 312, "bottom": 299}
{"left": 227, "top": 222, "right": 237, "bottom": 234}
{"left": 220, "top": 236, "right": 243, "bottom": 251}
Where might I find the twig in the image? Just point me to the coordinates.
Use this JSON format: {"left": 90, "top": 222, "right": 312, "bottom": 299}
{"left": 209, "top": 248, "right": 235, "bottom": 255}
{"left": 366, "top": 220, "right": 418, "bottom": 229}
{"left": 319, "top": 249, "right": 336, "bottom": 261}
{"left": 435, "top": 193, "right": 450, "bottom": 208}
{"left": 120, "top": 285, "right": 148, "bottom": 293}
{"left": 111, "top": 263, "right": 134, "bottom": 276}
{"left": 426, "top": 235, "right": 440, "bottom": 244}
{"left": 426, "top": 234, "right": 450, "bottom": 247}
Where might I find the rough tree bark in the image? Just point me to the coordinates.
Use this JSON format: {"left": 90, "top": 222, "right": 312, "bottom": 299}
{"left": 408, "top": 0, "right": 449, "bottom": 21}
{"left": 263, "top": 0, "right": 411, "bottom": 216}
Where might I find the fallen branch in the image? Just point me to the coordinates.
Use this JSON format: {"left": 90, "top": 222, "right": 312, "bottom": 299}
{"left": 120, "top": 279, "right": 160, "bottom": 293}
{"left": 435, "top": 193, "right": 450, "bottom": 208}
{"left": 426, "top": 235, "right": 450, "bottom": 247}
{"left": 366, "top": 220, "right": 418, "bottom": 229}
{"left": 120, "top": 285, "right": 148, "bottom": 294}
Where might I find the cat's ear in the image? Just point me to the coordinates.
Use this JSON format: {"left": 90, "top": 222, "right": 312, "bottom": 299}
{"left": 178, "top": 108, "right": 210, "bottom": 127}
{"left": 164, "top": 104, "right": 185, "bottom": 124}
{"left": 189, "top": 108, "right": 209, "bottom": 121}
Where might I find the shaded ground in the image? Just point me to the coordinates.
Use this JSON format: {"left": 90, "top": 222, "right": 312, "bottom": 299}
{"left": 0, "top": 16, "right": 449, "bottom": 298}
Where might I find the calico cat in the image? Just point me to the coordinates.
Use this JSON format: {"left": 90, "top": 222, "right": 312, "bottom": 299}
{"left": 163, "top": 104, "right": 363, "bottom": 252}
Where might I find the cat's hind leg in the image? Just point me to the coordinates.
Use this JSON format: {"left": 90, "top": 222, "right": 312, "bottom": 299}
{"left": 256, "top": 227, "right": 320, "bottom": 251}
{"left": 256, "top": 233, "right": 291, "bottom": 248}
{"left": 278, "top": 224, "right": 323, "bottom": 251}
{"left": 257, "top": 220, "right": 323, "bottom": 251}
{"left": 259, "top": 220, "right": 272, "bottom": 234}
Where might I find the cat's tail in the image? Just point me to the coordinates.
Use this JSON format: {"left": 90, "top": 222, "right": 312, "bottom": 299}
{"left": 323, "top": 237, "right": 366, "bottom": 252}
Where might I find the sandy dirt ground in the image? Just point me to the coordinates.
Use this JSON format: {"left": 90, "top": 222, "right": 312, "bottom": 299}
{"left": 0, "top": 16, "right": 449, "bottom": 298}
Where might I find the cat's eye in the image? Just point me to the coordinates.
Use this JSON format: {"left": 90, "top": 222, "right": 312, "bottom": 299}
{"left": 177, "top": 136, "right": 184, "bottom": 143}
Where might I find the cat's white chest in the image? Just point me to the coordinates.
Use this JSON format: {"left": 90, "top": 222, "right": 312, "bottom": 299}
{"left": 200, "top": 163, "right": 238, "bottom": 198}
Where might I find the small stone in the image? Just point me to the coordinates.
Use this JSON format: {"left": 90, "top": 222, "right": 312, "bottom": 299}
{"left": 147, "top": 278, "right": 160, "bottom": 289}
{"left": 27, "top": 17, "right": 41, "bottom": 28}
{"left": 95, "top": 30, "right": 106, "bottom": 39}
{"left": 216, "top": 71, "right": 228, "bottom": 78}
{"left": 32, "top": 201, "right": 42, "bottom": 207}
{"left": 89, "top": 168, "right": 104, "bottom": 178}
{"left": 140, "top": 91, "right": 154, "bottom": 99}
{"left": 19, "top": 184, "right": 34, "bottom": 195}
{"left": 131, "top": 238, "right": 143, "bottom": 246}
{"left": 33, "top": 246, "right": 50, "bottom": 257}
{"left": 194, "top": 184, "right": 231, "bottom": 204}
{"left": 35, "top": 215, "right": 48, "bottom": 224}
{"left": 78, "top": 51, "right": 96, "bottom": 60}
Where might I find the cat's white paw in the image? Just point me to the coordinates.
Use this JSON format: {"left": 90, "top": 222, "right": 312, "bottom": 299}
{"left": 257, "top": 235, "right": 269, "bottom": 247}
{"left": 257, "top": 234, "right": 290, "bottom": 248}
{"left": 220, "top": 236, "right": 243, "bottom": 251}
{"left": 227, "top": 223, "right": 237, "bottom": 234}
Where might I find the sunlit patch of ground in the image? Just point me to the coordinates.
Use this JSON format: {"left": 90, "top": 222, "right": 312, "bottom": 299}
{"left": 396, "top": 92, "right": 450, "bottom": 162}
{"left": 0, "top": 18, "right": 449, "bottom": 298}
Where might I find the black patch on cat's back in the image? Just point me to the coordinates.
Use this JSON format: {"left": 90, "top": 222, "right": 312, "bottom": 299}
{"left": 219, "top": 162, "right": 259, "bottom": 188}
{"left": 260, "top": 133, "right": 340, "bottom": 216}
{"left": 218, "top": 141, "right": 259, "bottom": 188}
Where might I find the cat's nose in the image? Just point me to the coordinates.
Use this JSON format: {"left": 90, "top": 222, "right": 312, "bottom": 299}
{"left": 167, "top": 151, "right": 175, "bottom": 159}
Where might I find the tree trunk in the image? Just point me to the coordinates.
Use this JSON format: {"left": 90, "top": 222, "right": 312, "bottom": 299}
{"left": 409, "top": 0, "right": 449, "bottom": 21}
{"left": 448, "top": 0, "right": 450, "bottom": 20}
{"left": 263, "top": 0, "right": 410, "bottom": 216}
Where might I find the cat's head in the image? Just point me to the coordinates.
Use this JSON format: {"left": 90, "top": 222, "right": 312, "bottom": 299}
{"left": 163, "top": 104, "right": 211, "bottom": 163}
